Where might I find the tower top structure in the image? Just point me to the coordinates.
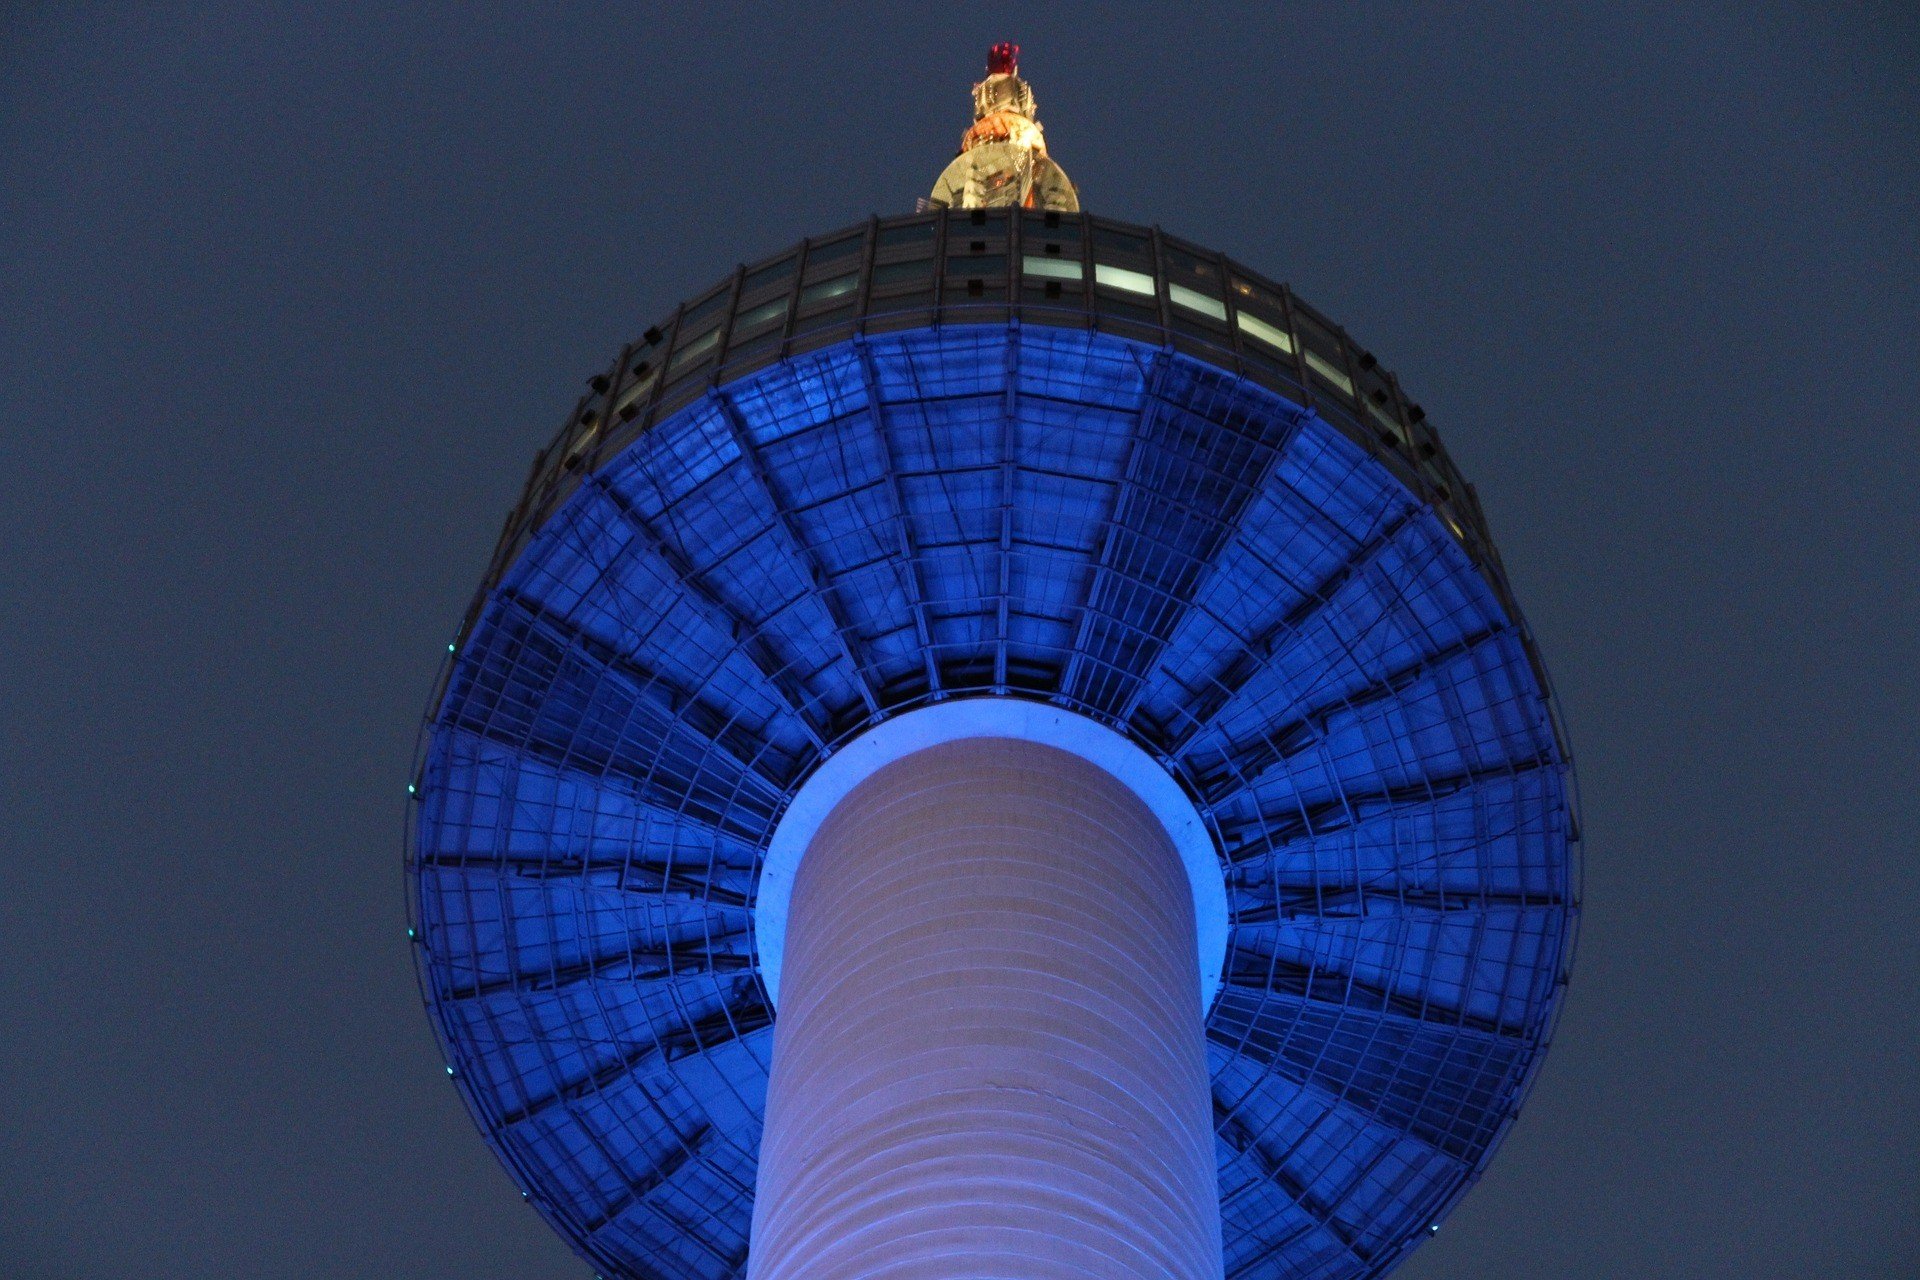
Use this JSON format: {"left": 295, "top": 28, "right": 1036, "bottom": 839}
{"left": 928, "top": 42, "right": 1079, "bottom": 211}
{"left": 406, "top": 43, "right": 1580, "bottom": 1280}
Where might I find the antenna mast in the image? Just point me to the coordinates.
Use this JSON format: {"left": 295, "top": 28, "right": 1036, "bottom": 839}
{"left": 927, "top": 42, "right": 1079, "bottom": 210}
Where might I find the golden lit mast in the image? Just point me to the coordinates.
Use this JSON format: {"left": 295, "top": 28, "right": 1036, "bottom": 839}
{"left": 927, "top": 42, "right": 1079, "bottom": 211}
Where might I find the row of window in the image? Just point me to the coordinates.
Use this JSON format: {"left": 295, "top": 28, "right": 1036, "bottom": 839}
{"left": 619, "top": 253, "right": 1368, "bottom": 415}
{"left": 502, "top": 217, "right": 1485, "bottom": 626}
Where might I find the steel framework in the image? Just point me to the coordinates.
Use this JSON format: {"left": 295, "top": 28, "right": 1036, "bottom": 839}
{"left": 406, "top": 208, "right": 1581, "bottom": 1280}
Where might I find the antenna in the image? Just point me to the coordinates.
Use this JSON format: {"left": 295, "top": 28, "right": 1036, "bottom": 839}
{"left": 925, "top": 41, "right": 1079, "bottom": 211}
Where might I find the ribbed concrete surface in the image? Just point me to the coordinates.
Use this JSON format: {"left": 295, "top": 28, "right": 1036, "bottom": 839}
{"left": 748, "top": 737, "right": 1223, "bottom": 1280}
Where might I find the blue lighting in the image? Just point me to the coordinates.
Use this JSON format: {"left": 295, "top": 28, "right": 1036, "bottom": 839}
{"left": 411, "top": 321, "right": 1576, "bottom": 1280}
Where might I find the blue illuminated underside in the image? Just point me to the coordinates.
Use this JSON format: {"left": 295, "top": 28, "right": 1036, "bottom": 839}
{"left": 413, "top": 324, "right": 1575, "bottom": 1280}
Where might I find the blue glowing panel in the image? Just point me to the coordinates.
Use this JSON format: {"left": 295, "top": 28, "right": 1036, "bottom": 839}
{"left": 412, "top": 323, "right": 1576, "bottom": 1280}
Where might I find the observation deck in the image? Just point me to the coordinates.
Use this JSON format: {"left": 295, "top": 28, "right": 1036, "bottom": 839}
{"left": 407, "top": 208, "right": 1581, "bottom": 1280}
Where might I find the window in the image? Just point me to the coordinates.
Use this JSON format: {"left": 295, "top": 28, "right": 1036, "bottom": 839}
{"left": 1092, "top": 225, "right": 1151, "bottom": 258}
{"left": 877, "top": 222, "right": 934, "bottom": 250}
{"left": 732, "top": 297, "right": 787, "bottom": 334}
{"left": 872, "top": 260, "right": 933, "bottom": 289}
{"left": 1236, "top": 311, "right": 1294, "bottom": 354}
{"left": 1168, "top": 283, "right": 1226, "bottom": 321}
{"left": 1022, "top": 256, "right": 1082, "bottom": 281}
{"left": 667, "top": 328, "right": 719, "bottom": 374}
{"left": 1093, "top": 263, "right": 1155, "bottom": 296}
{"left": 1162, "top": 243, "right": 1225, "bottom": 286}
{"left": 947, "top": 254, "right": 1006, "bottom": 280}
{"left": 613, "top": 372, "right": 657, "bottom": 418}
{"left": 680, "top": 288, "right": 729, "bottom": 331}
{"left": 799, "top": 274, "right": 858, "bottom": 306}
{"left": 741, "top": 256, "right": 796, "bottom": 295}
{"left": 805, "top": 235, "right": 863, "bottom": 270}
{"left": 1303, "top": 349, "right": 1353, "bottom": 395}
{"left": 1021, "top": 212, "right": 1080, "bottom": 248}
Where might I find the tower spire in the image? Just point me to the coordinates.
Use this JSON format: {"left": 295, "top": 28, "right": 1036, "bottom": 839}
{"left": 926, "top": 42, "right": 1079, "bottom": 211}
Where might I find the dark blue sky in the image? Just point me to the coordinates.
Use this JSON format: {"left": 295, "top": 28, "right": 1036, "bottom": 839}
{"left": 3, "top": 5, "right": 1915, "bottom": 1278}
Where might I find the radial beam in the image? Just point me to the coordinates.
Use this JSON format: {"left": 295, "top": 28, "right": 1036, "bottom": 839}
{"left": 444, "top": 935, "right": 753, "bottom": 1002}
{"left": 1207, "top": 994, "right": 1520, "bottom": 1163}
{"left": 1106, "top": 394, "right": 1310, "bottom": 726}
{"left": 579, "top": 1123, "right": 716, "bottom": 1236}
{"left": 993, "top": 334, "right": 1018, "bottom": 690}
{"left": 418, "top": 852, "right": 753, "bottom": 910}
{"left": 710, "top": 390, "right": 884, "bottom": 718}
{"left": 436, "top": 689, "right": 779, "bottom": 847}
{"left": 1168, "top": 505, "right": 1419, "bottom": 754}
{"left": 583, "top": 472, "right": 831, "bottom": 752}
{"left": 1216, "top": 755, "right": 1557, "bottom": 861}
{"left": 852, "top": 338, "right": 943, "bottom": 696}
{"left": 1223, "top": 953, "right": 1521, "bottom": 1040}
{"left": 1056, "top": 350, "right": 1167, "bottom": 704}
{"left": 491, "top": 587, "right": 797, "bottom": 792}
{"left": 499, "top": 993, "right": 773, "bottom": 1129}
{"left": 1230, "top": 885, "right": 1564, "bottom": 925}
{"left": 1194, "top": 626, "right": 1508, "bottom": 808}
{"left": 1212, "top": 1098, "right": 1372, "bottom": 1267}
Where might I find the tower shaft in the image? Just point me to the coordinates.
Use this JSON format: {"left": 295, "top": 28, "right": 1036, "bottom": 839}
{"left": 747, "top": 738, "right": 1224, "bottom": 1280}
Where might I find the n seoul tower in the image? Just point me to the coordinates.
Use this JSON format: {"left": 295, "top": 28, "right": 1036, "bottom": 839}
{"left": 407, "top": 43, "right": 1579, "bottom": 1280}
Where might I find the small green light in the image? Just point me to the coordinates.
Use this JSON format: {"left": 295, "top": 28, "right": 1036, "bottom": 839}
{"left": 407, "top": 784, "right": 416, "bottom": 795}
{"left": 407, "top": 928, "right": 416, "bottom": 940}
{"left": 446, "top": 1065, "right": 455, "bottom": 1076}
{"left": 448, "top": 643, "right": 456, "bottom": 653}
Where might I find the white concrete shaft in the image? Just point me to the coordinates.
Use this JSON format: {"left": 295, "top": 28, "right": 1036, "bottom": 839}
{"left": 748, "top": 738, "right": 1224, "bottom": 1280}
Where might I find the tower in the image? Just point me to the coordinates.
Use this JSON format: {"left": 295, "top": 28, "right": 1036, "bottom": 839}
{"left": 407, "top": 45, "right": 1579, "bottom": 1280}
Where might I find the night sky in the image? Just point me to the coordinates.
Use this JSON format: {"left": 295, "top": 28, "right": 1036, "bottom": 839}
{"left": 4, "top": 5, "right": 1915, "bottom": 1278}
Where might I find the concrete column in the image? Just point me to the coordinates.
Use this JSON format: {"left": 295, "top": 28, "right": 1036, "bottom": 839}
{"left": 748, "top": 737, "right": 1223, "bottom": 1280}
